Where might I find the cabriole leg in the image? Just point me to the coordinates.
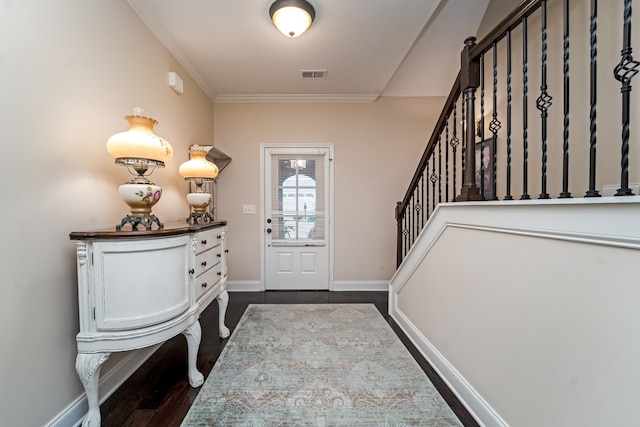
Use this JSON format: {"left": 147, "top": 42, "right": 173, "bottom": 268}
{"left": 76, "top": 352, "right": 110, "bottom": 427}
{"left": 216, "top": 290, "right": 230, "bottom": 338}
{"left": 182, "top": 321, "right": 204, "bottom": 387}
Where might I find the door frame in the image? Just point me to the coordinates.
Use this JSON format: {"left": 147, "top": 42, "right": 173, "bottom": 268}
{"left": 260, "top": 143, "right": 334, "bottom": 291}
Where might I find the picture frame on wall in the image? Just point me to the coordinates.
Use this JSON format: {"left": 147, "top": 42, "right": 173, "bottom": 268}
{"left": 475, "top": 139, "right": 495, "bottom": 200}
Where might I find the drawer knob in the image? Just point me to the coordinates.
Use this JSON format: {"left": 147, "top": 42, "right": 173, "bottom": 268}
{"left": 217, "top": 272, "right": 222, "bottom": 276}
{"left": 217, "top": 253, "right": 221, "bottom": 258}
{"left": 188, "top": 268, "right": 195, "bottom": 275}
{"left": 217, "top": 235, "right": 222, "bottom": 239}
{"left": 201, "top": 261, "right": 207, "bottom": 267}
{"left": 225, "top": 249, "right": 229, "bottom": 253}
{"left": 201, "top": 239, "right": 207, "bottom": 245}
{"left": 201, "top": 283, "right": 207, "bottom": 288}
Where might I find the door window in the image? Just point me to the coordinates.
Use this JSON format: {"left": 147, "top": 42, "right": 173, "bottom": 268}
{"left": 270, "top": 155, "right": 325, "bottom": 245}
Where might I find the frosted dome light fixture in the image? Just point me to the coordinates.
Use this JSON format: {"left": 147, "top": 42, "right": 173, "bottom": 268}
{"left": 269, "top": 0, "right": 315, "bottom": 38}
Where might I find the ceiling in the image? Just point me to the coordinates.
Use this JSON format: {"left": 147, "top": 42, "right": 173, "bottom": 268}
{"left": 127, "top": 0, "right": 491, "bottom": 103}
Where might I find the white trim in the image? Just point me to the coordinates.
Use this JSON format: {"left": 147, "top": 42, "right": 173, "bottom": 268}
{"left": 226, "top": 281, "right": 388, "bottom": 292}
{"left": 332, "top": 280, "right": 389, "bottom": 292}
{"left": 226, "top": 280, "right": 263, "bottom": 292}
{"left": 391, "top": 197, "right": 640, "bottom": 294}
{"left": 390, "top": 309, "right": 508, "bottom": 427}
{"left": 260, "top": 143, "right": 335, "bottom": 291}
{"left": 214, "top": 94, "right": 379, "bottom": 104}
{"left": 45, "top": 345, "right": 160, "bottom": 427}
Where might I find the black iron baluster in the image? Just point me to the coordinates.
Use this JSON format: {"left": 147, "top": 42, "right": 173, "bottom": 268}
{"left": 413, "top": 191, "right": 417, "bottom": 244}
{"left": 522, "top": 16, "right": 531, "bottom": 200}
{"left": 445, "top": 118, "right": 450, "bottom": 202}
{"left": 505, "top": 30, "right": 514, "bottom": 200}
{"left": 480, "top": 53, "right": 486, "bottom": 200}
{"left": 438, "top": 135, "right": 443, "bottom": 203}
{"left": 414, "top": 187, "right": 420, "bottom": 238}
{"left": 403, "top": 214, "right": 409, "bottom": 258}
{"left": 451, "top": 102, "right": 460, "bottom": 201}
{"left": 409, "top": 192, "right": 414, "bottom": 248}
{"left": 425, "top": 160, "right": 430, "bottom": 219}
{"left": 536, "top": 0, "right": 552, "bottom": 199}
{"left": 614, "top": 0, "right": 638, "bottom": 196}
{"left": 395, "top": 202, "right": 402, "bottom": 267}
{"left": 585, "top": 0, "right": 601, "bottom": 197}
{"left": 490, "top": 42, "right": 502, "bottom": 200}
{"left": 421, "top": 173, "right": 425, "bottom": 227}
{"left": 560, "top": 0, "right": 572, "bottom": 198}
{"left": 431, "top": 155, "right": 437, "bottom": 209}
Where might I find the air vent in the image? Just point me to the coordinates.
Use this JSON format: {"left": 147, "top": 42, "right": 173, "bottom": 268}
{"left": 301, "top": 70, "right": 327, "bottom": 79}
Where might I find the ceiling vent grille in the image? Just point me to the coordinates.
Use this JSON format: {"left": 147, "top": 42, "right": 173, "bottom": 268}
{"left": 301, "top": 70, "right": 327, "bottom": 79}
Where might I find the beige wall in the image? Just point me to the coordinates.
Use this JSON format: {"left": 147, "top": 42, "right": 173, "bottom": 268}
{"left": 214, "top": 98, "right": 445, "bottom": 284}
{"left": 0, "top": 1, "right": 213, "bottom": 425}
{"left": 476, "top": 0, "right": 523, "bottom": 41}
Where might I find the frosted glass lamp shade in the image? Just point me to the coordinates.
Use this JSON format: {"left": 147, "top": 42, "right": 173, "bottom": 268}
{"left": 269, "top": 0, "right": 315, "bottom": 37}
{"left": 179, "top": 148, "right": 219, "bottom": 180}
{"left": 106, "top": 114, "right": 173, "bottom": 164}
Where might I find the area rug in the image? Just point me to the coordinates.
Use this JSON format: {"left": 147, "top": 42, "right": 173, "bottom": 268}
{"left": 181, "top": 304, "right": 463, "bottom": 426}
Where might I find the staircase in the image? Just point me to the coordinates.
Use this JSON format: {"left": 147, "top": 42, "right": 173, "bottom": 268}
{"left": 389, "top": 1, "right": 640, "bottom": 426}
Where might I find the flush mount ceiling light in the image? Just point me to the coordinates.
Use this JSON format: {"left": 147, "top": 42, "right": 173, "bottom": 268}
{"left": 269, "top": 0, "right": 315, "bottom": 38}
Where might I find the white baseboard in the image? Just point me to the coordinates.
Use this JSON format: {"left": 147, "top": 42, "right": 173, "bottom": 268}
{"left": 226, "top": 280, "right": 263, "bottom": 292}
{"left": 45, "top": 345, "right": 161, "bottom": 427}
{"left": 226, "top": 280, "right": 389, "bottom": 292}
{"left": 332, "top": 280, "right": 389, "bottom": 291}
{"left": 390, "top": 307, "right": 507, "bottom": 427}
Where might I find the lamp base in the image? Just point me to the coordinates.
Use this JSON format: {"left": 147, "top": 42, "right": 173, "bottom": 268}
{"left": 116, "top": 214, "right": 164, "bottom": 231}
{"left": 185, "top": 211, "right": 214, "bottom": 225}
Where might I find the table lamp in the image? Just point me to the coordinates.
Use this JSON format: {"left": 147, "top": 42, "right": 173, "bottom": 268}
{"left": 179, "top": 145, "right": 219, "bottom": 224}
{"left": 106, "top": 108, "right": 173, "bottom": 231}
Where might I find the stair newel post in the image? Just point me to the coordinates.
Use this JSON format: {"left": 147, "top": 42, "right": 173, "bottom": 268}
{"left": 457, "top": 37, "right": 482, "bottom": 201}
{"left": 395, "top": 201, "right": 403, "bottom": 268}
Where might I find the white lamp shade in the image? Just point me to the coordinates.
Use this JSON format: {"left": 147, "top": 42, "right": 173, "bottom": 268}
{"left": 270, "top": 0, "right": 315, "bottom": 37}
{"left": 179, "top": 148, "right": 219, "bottom": 179}
{"left": 107, "top": 114, "right": 173, "bottom": 163}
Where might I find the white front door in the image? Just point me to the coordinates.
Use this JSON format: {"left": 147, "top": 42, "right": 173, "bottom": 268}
{"left": 261, "top": 144, "right": 333, "bottom": 290}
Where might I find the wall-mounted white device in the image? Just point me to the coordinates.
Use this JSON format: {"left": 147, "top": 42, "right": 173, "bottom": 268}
{"left": 168, "top": 72, "right": 184, "bottom": 94}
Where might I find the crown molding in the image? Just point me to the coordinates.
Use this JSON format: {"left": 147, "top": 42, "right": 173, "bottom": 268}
{"left": 213, "top": 93, "right": 380, "bottom": 104}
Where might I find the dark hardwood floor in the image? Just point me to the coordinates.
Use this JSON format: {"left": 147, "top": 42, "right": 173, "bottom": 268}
{"left": 99, "top": 291, "right": 479, "bottom": 427}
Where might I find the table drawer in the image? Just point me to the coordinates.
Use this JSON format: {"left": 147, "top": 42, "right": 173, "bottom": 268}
{"left": 194, "top": 263, "right": 222, "bottom": 301}
{"left": 194, "top": 228, "right": 222, "bottom": 255}
{"left": 195, "top": 247, "right": 221, "bottom": 276}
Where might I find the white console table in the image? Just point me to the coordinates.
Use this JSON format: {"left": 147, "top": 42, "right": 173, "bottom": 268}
{"left": 69, "top": 221, "right": 230, "bottom": 427}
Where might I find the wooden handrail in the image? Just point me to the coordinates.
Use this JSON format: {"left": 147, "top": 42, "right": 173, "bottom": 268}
{"left": 396, "top": 72, "right": 462, "bottom": 219}
{"left": 471, "top": 0, "right": 542, "bottom": 58}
